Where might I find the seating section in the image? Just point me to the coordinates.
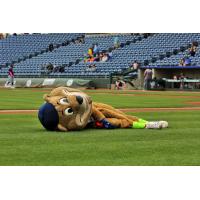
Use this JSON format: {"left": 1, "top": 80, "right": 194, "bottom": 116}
{"left": 1, "top": 34, "right": 139, "bottom": 77}
{"left": 0, "top": 33, "right": 82, "bottom": 66}
{"left": 1, "top": 33, "right": 200, "bottom": 78}
{"left": 149, "top": 33, "right": 200, "bottom": 66}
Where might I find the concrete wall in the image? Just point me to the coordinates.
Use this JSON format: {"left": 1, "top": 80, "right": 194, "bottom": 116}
{"left": 0, "top": 77, "right": 111, "bottom": 89}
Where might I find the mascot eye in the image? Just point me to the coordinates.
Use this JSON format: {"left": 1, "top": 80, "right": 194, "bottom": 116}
{"left": 64, "top": 108, "right": 73, "bottom": 116}
{"left": 59, "top": 98, "right": 69, "bottom": 105}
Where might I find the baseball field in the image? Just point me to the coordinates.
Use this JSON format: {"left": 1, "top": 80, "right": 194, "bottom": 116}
{"left": 0, "top": 88, "right": 200, "bottom": 166}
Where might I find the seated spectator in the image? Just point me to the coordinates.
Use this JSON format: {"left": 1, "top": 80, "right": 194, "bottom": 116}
{"left": 94, "top": 53, "right": 100, "bottom": 62}
{"left": 101, "top": 53, "right": 109, "bottom": 62}
{"left": 80, "top": 38, "right": 85, "bottom": 44}
{"left": 114, "top": 37, "right": 120, "bottom": 48}
{"left": 108, "top": 51, "right": 112, "bottom": 60}
{"left": 151, "top": 77, "right": 158, "bottom": 89}
{"left": 88, "top": 47, "right": 93, "bottom": 57}
{"left": 189, "top": 42, "right": 198, "bottom": 56}
{"left": 132, "top": 60, "right": 140, "bottom": 70}
{"left": 0, "top": 33, "right": 4, "bottom": 39}
{"left": 184, "top": 57, "right": 191, "bottom": 66}
{"left": 53, "top": 65, "right": 60, "bottom": 73}
{"left": 93, "top": 43, "right": 100, "bottom": 56}
{"left": 88, "top": 56, "right": 95, "bottom": 63}
{"left": 86, "top": 64, "right": 96, "bottom": 72}
{"left": 5, "top": 33, "right": 10, "bottom": 38}
{"left": 46, "top": 63, "right": 54, "bottom": 73}
{"left": 179, "top": 58, "right": 185, "bottom": 66}
{"left": 59, "top": 66, "right": 65, "bottom": 73}
{"left": 115, "top": 78, "right": 125, "bottom": 90}
{"left": 99, "top": 53, "right": 103, "bottom": 61}
{"left": 83, "top": 54, "right": 88, "bottom": 63}
{"left": 49, "top": 43, "right": 54, "bottom": 52}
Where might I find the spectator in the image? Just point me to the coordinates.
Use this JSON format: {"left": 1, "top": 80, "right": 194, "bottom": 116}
{"left": 114, "top": 36, "right": 120, "bottom": 48}
{"left": 80, "top": 37, "right": 85, "bottom": 44}
{"left": 179, "top": 58, "right": 185, "bottom": 66}
{"left": 6, "top": 64, "right": 15, "bottom": 87}
{"left": 101, "top": 53, "right": 109, "bottom": 62}
{"left": 115, "top": 78, "right": 125, "bottom": 90}
{"left": 46, "top": 63, "right": 54, "bottom": 73}
{"left": 53, "top": 65, "right": 60, "bottom": 73}
{"left": 5, "top": 33, "right": 10, "bottom": 38}
{"left": 184, "top": 57, "right": 191, "bottom": 66}
{"left": 131, "top": 60, "right": 140, "bottom": 70}
{"left": 88, "top": 47, "right": 93, "bottom": 57}
{"left": 189, "top": 46, "right": 197, "bottom": 57}
{"left": 94, "top": 53, "right": 100, "bottom": 62}
{"left": 86, "top": 64, "right": 96, "bottom": 72}
{"left": 0, "top": 33, "right": 4, "bottom": 39}
{"left": 144, "top": 68, "right": 153, "bottom": 90}
{"left": 89, "top": 56, "right": 95, "bottom": 63}
{"left": 83, "top": 54, "right": 88, "bottom": 63}
{"left": 151, "top": 77, "right": 158, "bottom": 89}
{"left": 93, "top": 43, "right": 99, "bottom": 56}
{"left": 189, "top": 42, "right": 198, "bottom": 56}
{"left": 108, "top": 51, "right": 113, "bottom": 60}
{"left": 49, "top": 43, "right": 54, "bottom": 52}
{"left": 59, "top": 66, "right": 65, "bottom": 73}
{"left": 99, "top": 53, "right": 103, "bottom": 61}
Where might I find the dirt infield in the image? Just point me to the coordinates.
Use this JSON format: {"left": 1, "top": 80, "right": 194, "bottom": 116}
{"left": 1, "top": 107, "right": 200, "bottom": 115}
{"left": 87, "top": 92, "right": 200, "bottom": 99}
{"left": 121, "top": 107, "right": 200, "bottom": 112}
{"left": 0, "top": 110, "right": 37, "bottom": 114}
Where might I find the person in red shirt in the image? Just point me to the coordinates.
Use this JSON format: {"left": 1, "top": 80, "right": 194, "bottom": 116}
{"left": 7, "top": 64, "right": 15, "bottom": 86}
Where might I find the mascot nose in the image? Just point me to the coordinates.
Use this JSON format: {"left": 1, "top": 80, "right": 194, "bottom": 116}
{"left": 76, "top": 96, "right": 83, "bottom": 105}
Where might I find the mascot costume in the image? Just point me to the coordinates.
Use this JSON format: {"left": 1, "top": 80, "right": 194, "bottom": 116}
{"left": 38, "top": 87, "right": 168, "bottom": 131}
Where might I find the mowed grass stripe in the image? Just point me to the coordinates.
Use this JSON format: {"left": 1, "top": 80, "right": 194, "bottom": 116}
{"left": 1, "top": 88, "right": 200, "bottom": 109}
{"left": 0, "top": 111, "right": 200, "bottom": 165}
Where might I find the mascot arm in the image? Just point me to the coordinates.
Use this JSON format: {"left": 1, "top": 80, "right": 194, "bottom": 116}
{"left": 105, "top": 118, "right": 132, "bottom": 128}
{"left": 92, "top": 106, "right": 106, "bottom": 121}
{"left": 92, "top": 102, "right": 140, "bottom": 128}
{"left": 97, "top": 107, "right": 132, "bottom": 123}
{"left": 93, "top": 102, "right": 139, "bottom": 122}
{"left": 94, "top": 107, "right": 133, "bottom": 128}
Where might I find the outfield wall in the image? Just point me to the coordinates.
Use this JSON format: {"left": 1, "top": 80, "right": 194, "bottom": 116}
{"left": 0, "top": 78, "right": 111, "bottom": 88}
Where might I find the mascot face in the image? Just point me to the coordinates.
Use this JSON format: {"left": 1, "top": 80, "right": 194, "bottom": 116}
{"left": 39, "top": 87, "right": 92, "bottom": 131}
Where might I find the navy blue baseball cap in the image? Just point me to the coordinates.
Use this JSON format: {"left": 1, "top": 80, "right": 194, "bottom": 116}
{"left": 38, "top": 103, "right": 59, "bottom": 131}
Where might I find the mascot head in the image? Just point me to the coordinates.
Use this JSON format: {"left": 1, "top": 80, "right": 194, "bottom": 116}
{"left": 38, "top": 87, "right": 92, "bottom": 131}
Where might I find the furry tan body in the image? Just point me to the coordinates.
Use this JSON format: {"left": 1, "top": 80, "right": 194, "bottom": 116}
{"left": 43, "top": 87, "right": 139, "bottom": 131}
{"left": 92, "top": 102, "right": 139, "bottom": 128}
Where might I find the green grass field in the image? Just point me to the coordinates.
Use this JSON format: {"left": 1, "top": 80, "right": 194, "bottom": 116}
{"left": 0, "top": 88, "right": 200, "bottom": 166}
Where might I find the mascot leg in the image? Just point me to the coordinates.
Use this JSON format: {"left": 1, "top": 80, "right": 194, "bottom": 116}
{"left": 132, "top": 119, "right": 168, "bottom": 129}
